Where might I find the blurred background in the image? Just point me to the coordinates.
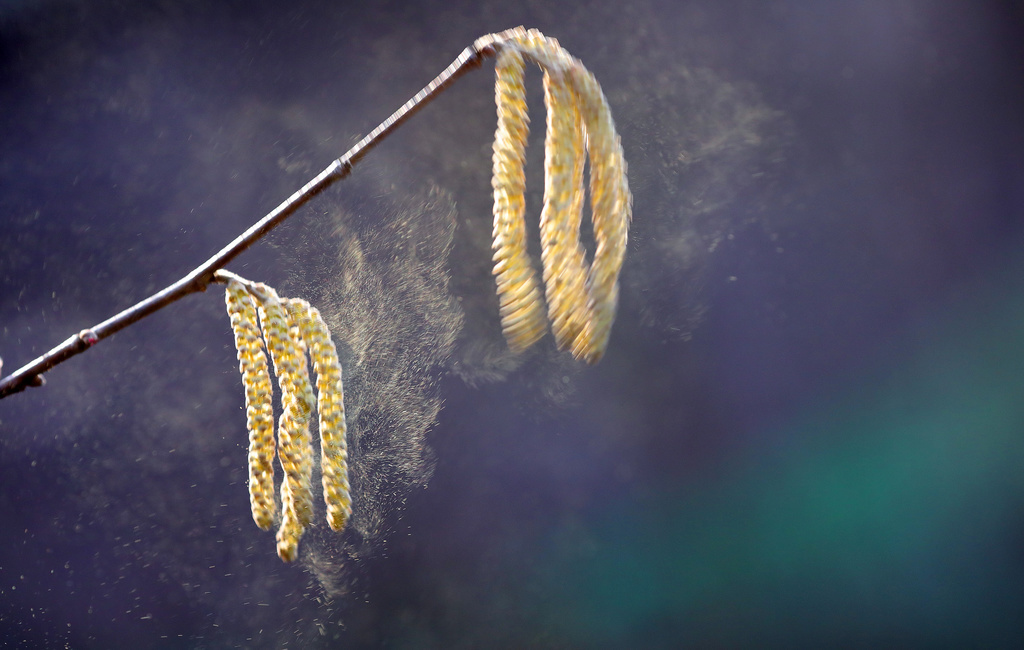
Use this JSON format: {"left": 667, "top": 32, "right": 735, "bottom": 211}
{"left": 1, "top": 0, "right": 1023, "bottom": 647}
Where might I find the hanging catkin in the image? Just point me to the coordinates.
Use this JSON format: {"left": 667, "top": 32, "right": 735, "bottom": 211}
{"left": 251, "top": 284, "right": 312, "bottom": 562}
{"left": 224, "top": 275, "right": 350, "bottom": 562}
{"left": 224, "top": 280, "right": 277, "bottom": 531}
{"left": 491, "top": 48, "right": 548, "bottom": 352}
{"left": 287, "top": 299, "right": 352, "bottom": 532}
{"left": 539, "top": 68, "right": 590, "bottom": 354}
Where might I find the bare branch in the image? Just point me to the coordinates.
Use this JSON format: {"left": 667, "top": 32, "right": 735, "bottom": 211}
{"left": 0, "top": 34, "right": 506, "bottom": 399}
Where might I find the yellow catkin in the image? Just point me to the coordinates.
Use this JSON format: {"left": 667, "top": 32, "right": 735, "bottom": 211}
{"left": 539, "top": 69, "right": 591, "bottom": 353}
{"left": 288, "top": 299, "right": 352, "bottom": 532}
{"left": 252, "top": 283, "right": 315, "bottom": 563}
{"left": 224, "top": 280, "right": 277, "bottom": 531}
{"left": 491, "top": 48, "right": 547, "bottom": 352}
{"left": 567, "top": 63, "right": 631, "bottom": 364}
{"left": 286, "top": 311, "right": 316, "bottom": 530}
{"left": 487, "top": 27, "right": 632, "bottom": 363}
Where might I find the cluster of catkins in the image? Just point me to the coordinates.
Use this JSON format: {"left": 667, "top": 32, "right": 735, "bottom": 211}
{"left": 224, "top": 277, "right": 351, "bottom": 562}
{"left": 488, "top": 27, "right": 632, "bottom": 364}
{"left": 222, "top": 27, "right": 630, "bottom": 563}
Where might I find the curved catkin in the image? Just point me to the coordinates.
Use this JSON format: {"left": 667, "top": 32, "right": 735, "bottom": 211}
{"left": 491, "top": 48, "right": 547, "bottom": 352}
{"left": 253, "top": 284, "right": 314, "bottom": 562}
{"left": 539, "top": 70, "right": 591, "bottom": 353}
{"left": 224, "top": 281, "right": 276, "bottom": 531}
{"left": 290, "top": 300, "right": 352, "bottom": 532}
{"left": 567, "top": 64, "right": 632, "bottom": 364}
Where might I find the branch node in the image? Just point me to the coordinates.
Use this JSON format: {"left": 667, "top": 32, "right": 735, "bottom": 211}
{"left": 79, "top": 329, "right": 99, "bottom": 347}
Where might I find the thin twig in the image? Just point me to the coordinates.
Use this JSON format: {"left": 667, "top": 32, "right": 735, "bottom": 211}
{"left": 0, "top": 33, "right": 517, "bottom": 399}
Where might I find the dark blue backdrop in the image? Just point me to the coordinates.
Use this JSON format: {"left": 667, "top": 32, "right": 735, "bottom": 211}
{"left": 1, "top": 1, "right": 1022, "bottom": 647}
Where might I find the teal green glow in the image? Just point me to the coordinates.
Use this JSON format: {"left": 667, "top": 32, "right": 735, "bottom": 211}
{"left": 538, "top": 277, "right": 1024, "bottom": 645}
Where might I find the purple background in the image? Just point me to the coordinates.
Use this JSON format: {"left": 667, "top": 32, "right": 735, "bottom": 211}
{"left": 2, "top": 0, "right": 1023, "bottom": 647}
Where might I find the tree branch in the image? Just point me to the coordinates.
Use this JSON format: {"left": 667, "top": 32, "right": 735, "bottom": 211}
{"left": 0, "top": 31, "right": 516, "bottom": 399}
